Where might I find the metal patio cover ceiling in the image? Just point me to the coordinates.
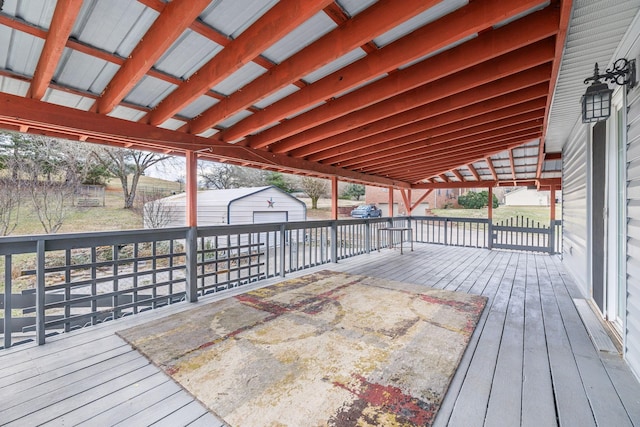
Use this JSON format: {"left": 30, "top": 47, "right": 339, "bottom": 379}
{"left": 0, "top": 0, "right": 569, "bottom": 189}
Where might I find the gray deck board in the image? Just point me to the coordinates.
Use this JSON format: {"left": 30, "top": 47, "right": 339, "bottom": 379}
{"left": 521, "top": 254, "right": 557, "bottom": 427}
{"left": 1, "top": 244, "right": 639, "bottom": 426}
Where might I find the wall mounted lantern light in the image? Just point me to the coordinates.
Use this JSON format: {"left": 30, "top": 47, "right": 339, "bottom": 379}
{"left": 581, "top": 58, "right": 636, "bottom": 123}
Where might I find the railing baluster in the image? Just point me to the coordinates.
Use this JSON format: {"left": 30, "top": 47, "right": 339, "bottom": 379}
{"left": 36, "top": 239, "right": 46, "bottom": 345}
{"left": 4, "top": 254, "right": 12, "bottom": 349}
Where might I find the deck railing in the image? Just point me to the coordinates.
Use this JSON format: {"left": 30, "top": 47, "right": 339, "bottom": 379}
{"left": 0, "top": 217, "right": 407, "bottom": 349}
{"left": 0, "top": 215, "right": 561, "bottom": 349}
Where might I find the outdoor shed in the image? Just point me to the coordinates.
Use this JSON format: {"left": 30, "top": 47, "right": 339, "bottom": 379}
{"left": 146, "top": 186, "right": 306, "bottom": 228}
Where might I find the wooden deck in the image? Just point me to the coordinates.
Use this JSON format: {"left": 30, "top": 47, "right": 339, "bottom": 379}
{"left": 1, "top": 244, "right": 639, "bottom": 426}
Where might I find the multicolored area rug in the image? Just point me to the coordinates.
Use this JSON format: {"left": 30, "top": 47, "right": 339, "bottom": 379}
{"left": 118, "top": 270, "right": 487, "bottom": 427}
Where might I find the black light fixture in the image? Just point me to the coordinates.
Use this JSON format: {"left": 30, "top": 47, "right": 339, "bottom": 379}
{"left": 581, "top": 58, "right": 636, "bottom": 123}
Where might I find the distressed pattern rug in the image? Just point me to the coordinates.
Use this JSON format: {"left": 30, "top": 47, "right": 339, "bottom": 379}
{"left": 119, "top": 270, "right": 487, "bottom": 427}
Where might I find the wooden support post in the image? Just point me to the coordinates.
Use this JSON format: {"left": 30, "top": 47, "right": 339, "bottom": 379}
{"left": 331, "top": 176, "right": 338, "bottom": 220}
{"left": 388, "top": 186, "right": 394, "bottom": 218}
{"left": 185, "top": 151, "right": 198, "bottom": 302}
{"left": 550, "top": 187, "right": 556, "bottom": 222}
{"left": 185, "top": 151, "right": 198, "bottom": 227}
{"left": 487, "top": 186, "right": 494, "bottom": 250}
{"left": 488, "top": 186, "right": 494, "bottom": 221}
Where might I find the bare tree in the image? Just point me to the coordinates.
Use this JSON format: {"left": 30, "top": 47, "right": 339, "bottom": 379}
{"left": 94, "top": 148, "right": 171, "bottom": 209}
{"left": 300, "top": 177, "right": 328, "bottom": 209}
{"left": 0, "top": 178, "right": 20, "bottom": 235}
{"left": 138, "top": 189, "right": 176, "bottom": 229}
{"left": 18, "top": 136, "right": 73, "bottom": 233}
{"left": 199, "top": 162, "right": 267, "bottom": 189}
{"left": 200, "top": 163, "right": 236, "bottom": 189}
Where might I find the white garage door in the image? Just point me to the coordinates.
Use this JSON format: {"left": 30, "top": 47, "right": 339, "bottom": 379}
{"left": 253, "top": 211, "right": 288, "bottom": 224}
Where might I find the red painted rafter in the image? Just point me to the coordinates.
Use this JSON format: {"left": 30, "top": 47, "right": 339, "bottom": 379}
{"left": 97, "top": 0, "right": 211, "bottom": 114}
{"left": 508, "top": 149, "right": 517, "bottom": 180}
{"left": 230, "top": 0, "right": 551, "bottom": 147}
{"left": 486, "top": 157, "right": 499, "bottom": 180}
{"left": 265, "top": 38, "right": 555, "bottom": 153}
{"left": 363, "top": 132, "right": 540, "bottom": 179}
{"left": 321, "top": 109, "right": 545, "bottom": 167}
{"left": 467, "top": 164, "right": 481, "bottom": 181}
{"left": 147, "top": 0, "right": 334, "bottom": 126}
{"left": 400, "top": 139, "right": 538, "bottom": 181}
{"left": 187, "top": 0, "right": 439, "bottom": 135}
{"left": 349, "top": 127, "right": 541, "bottom": 172}
{"left": 298, "top": 84, "right": 549, "bottom": 160}
{"left": 451, "top": 170, "right": 465, "bottom": 182}
{"left": 300, "top": 97, "right": 546, "bottom": 161}
{"left": 29, "top": 0, "right": 84, "bottom": 100}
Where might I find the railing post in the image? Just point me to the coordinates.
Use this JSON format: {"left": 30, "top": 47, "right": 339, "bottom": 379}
{"left": 36, "top": 239, "right": 46, "bottom": 345}
{"left": 488, "top": 221, "right": 493, "bottom": 250}
{"left": 444, "top": 219, "right": 448, "bottom": 246}
{"left": 549, "top": 220, "right": 555, "bottom": 254}
{"left": 331, "top": 221, "right": 338, "bottom": 263}
{"left": 279, "top": 223, "right": 286, "bottom": 276}
{"left": 185, "top": 226, "right": 198, "bottom": 303}
{"left": 4, "top": 255, "right": 12, "bottom": 349}
{"left": 365, "top": 221, "right": 371, "bottom": 254}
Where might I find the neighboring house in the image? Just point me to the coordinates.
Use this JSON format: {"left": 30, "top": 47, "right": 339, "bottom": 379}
{"left": 503, "top": 188, "right": 562, "bottom": 206}
{"left": 365, "top": 186, "right": 463, "bottom": 216}
{"left": 557, "top": 7, "right": 640, "bottom": 378}
{"left": 144, "top": 186, "right": 306, "bottom": 227}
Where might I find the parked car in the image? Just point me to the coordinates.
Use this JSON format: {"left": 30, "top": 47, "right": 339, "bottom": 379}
{"left": 350, "top": 204, "right": 382, "bottom": 218}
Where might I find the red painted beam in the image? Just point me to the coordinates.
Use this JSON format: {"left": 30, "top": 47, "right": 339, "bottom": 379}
{"left": 29, "top": 0, "right": 84, "bottom": 100}
{"left": 508, "top": 149, "right": 517, "bottom": 180}
{"left": 97, "top": 0, "right": 211, "bottom": 114}
{"left": 187, "top": 0, "right": 441, "bottom": 135}
{"left": 230, "top": 0, "right": 551, "bottom": 146}
{"left": 265, "top": 39, "right": 555, "bottom": 154}
{"left": 297, "top": 84, "right": 549, "bottom": 160}
{"left": 537, "top": 0, "right": 573, "bottom": 179}
{"left": 0, "top": 92, "right": 406, "bottom": 187}
{"left": 147, "top": 0, "right": 333, "bottom": 126}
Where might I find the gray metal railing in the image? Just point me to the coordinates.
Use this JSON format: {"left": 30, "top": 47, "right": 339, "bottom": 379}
{"left": 410, "top": 216, "right": 490, "bottom": 248}
{"left": 0, "top": 218, "right": 409, "bottom": 349}
{"left": 0, "top": 215, "right": 561, "bottom": 349}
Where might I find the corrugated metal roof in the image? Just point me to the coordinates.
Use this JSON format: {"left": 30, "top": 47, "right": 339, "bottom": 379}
{"left": 335, "top": 0, "right": 377, "bottom": 18}
{"left": 373, "top": 0, "right": 468, "bottom": 48}
{"left": 212, "top": 61, "right": 267, "bottom": 96}
{"left": 200, "top": 0, "right": 277, "bottom": 39}
{"left": 261, "top": 11, "right": 336, "bottom": 64}
{"left": 54, "top": 48, "right": 118, "bottom": 95}
{"left": 253, "top": 84, "right": 299, "bottom": 109}
{"left": 125, "top": 75, "right": 176, "bottom": 108}
{"left": 302, "top": 48, "right": 366, "bottom": 84}
{"left": 179, "top": 95, "right": 219, "bottom": 120}
{"left": 154, "top": 30, "right": 222, "bottom": 80}
{"left": 5, "top": 0, "right": 57, "bottom": 29}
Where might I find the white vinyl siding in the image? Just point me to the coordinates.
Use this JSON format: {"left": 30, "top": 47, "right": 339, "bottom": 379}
{"left": 147, "top": 186, "right": 306, "bottom": 227}
{"left": 626, "top": 73, "right": 640, "bottom": 379}
{"left": 562, "top": 121, "right": 589, "bottom": 296}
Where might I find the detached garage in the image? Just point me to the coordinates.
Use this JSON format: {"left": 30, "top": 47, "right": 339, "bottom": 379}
{"left": 146, "top": 186, "right": 306, "bottom": 228}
